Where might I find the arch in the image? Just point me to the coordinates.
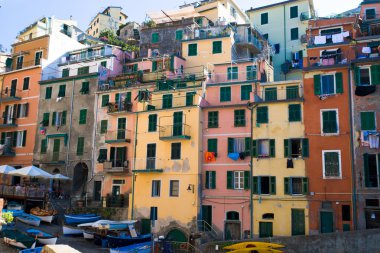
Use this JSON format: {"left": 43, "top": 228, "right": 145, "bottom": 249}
{"left": 262, "top": 213, "right": 274, "bottom": 219}
{"left": 166, "top": 228, "right": 187, "bottom": 243}
{"left": 52, "top": 168, "right": 60, "bottom": 174}
{"left": 72, "top": 162, "right": 88, "bottom": 195}
{"left": 226, "top": 211, "right": 240, "bottom": 221}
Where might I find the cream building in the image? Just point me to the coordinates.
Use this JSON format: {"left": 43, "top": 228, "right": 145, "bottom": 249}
{"left": 87, "top": 6, "right": 128, "bottom": 38}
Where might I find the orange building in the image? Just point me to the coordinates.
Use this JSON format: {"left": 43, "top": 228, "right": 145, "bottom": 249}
{"left": 303, "top": 16, "right": 359, "bottom": 234}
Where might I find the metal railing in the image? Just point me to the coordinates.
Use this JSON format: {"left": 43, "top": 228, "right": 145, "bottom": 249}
{"left": 0, "top": 145, "right": 15, "bottom": 157}
{"left": 107, "top": 102, "right": 133, "bottom": 114}
{"left": 300, "top": 12, "right": 310, "bottom": 21}
{"left": 60, "top": 47, "right": 113, "bottom": 64}
{"left": 234, "top": 34, "right": 263, "bottom": 50}
{"left": 0, "top": 88, "right": 22, "bottom": 101}
{"left": 305, "top": 51, "right": 349, "bottom": 69}
{"left": 6, "top": 59, "right": 43, "bottom": 72}
{"left": 307, "top": 32, "right": 351, "bottom": 47}
{"left": 254, "top": 86, "right": 303, "bottom": 103}
{"left": 197, "top": 220, "right": 220, "bottom": 240}
{"left": 105, "top": 130, "right": 132, "bottom": 142}
{"left": 159, "top": 124, "right": 191, "bottom": 140}
{"left": 159, "top": 241, "right": 203, "bottom": 253}
{"left": 0, "top": 184, "right": 48, "bottom": 199}
{"left": 133, "top": 158, "right": 165, "bottom": 172}
{"left": 144, "top": 66, "right": 207, "bottom": 83}
{"left": 103, "top": 160, "right": 130, "bottom": 173}
{"left": 102, "top": 194, "right": 129, "bottom": 208}
{"left": 182, "top": 27, "right": 233, "bottom": 41}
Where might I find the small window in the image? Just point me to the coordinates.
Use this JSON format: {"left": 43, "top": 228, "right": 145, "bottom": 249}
{"left": 208, "top": 111, "right": 219, "bottom": 128}
{"left": 262, "top": 213, "right": 274, "bottom": 219}
{"left": 290, "top": 6, "right": 298, "bottom": 19}
{"left": 226, "top": 211, "right": 239, "bottom": 220}
{"left": 286, "top": 86, "right": 299, "bottom": 99}
{"left": 79, "top": 109, "right": 87, "bottom": 125}
{"left": 289, "top": 104, "right": 301, "bottom": 122}
{"left": 263, "top": 34, "right": 268, "bottom": 40}
{"left": 148, "top": 114, "right": 157, "bottom": 132}
{"left": 323, "top": 151, "right": 341, "bottom": 178}
{"left": 205, "top": 171, "right": 216, "bottom": 189}
{"left": 291, "top": 28, "right": 299, "bottom": 40}
{"left": 359, "top": 68, "right": 371, "bottom": 85}
{"left": 361, "top": 111, "right": 376, "bottom": 130}
{"left": 175, "top": 30, "right": 183, "bottom": 40}
{"left": 284, "top": 177, "right": 308, "bottom": 195}
{"left": 364, "top": 153, "right": 379, "bottom": 188}
{"left": 162, "top": 94, "right": 173, "bottom": 109}
{"left": 40, "top": 139, "right": 47, "bottom": 154}
{"left": 102, "top": 95, "right": 109, "bottom": 107}
{"left": 100, "top": 61, "right": 107, "bottom": 68}
{"left": 212, "top": 41, "right": 222, "bottom": 54}
{"left": 23, "top": 77, "right": 30, "bottom": 90}
{"left": 100, "top": 120, "right": 108, "bottom": 134}
{"left": 76, "top": 137, "right": 85, "bottom": 155}
{"left": 246, "top": 66, "right": 256, "bottom": 81}
{"left": 257, "top": 106, "right": 268, "bottom": 124}
{"left": 241, "top": 85, "right": 252, "bottom": 100}
{"left": 171, "top": 143, "right": 181, "bottom": 160}
{"left": 234, "top": 110, "right": 246, "bottom": 127}
{"left": 321, "top": 74, "right": 335, "bottom": 95}
{"left": 42, "top": 112, "right": 50, "bottom": 127}
{"left": 152, "top": 180, "right": 161, "bottom": 197}
{"left": 274, "top": 43, "right": 280, "bottom": 54}
{"left": 284, "top": 139, "right": 309, "bottom": 158}
{"left": 220, "top": 87, "right": 231, "bottom": 102}
{"left": 80, "top": 82, "right": 89, "bottom": 95}
{"left": 62, "top": 68, "right": 69, "bottom": 78}
{"left": 58, "top": 84, "right": 66, "bottom": 97}
{"left": 265, "top": 87, "right": 277, "bottom": 101}
{"left": 253, "top": 176, "right": 277, "bottom": 195}
{"left": 342, "top": 205, "right": 350, "bottom": 221}
{"left": 35, "top": 51, "right": 43, "bottom": 65}
{"left": 227, "top": 67, "right": 238, "bottom": 80}
{"left": 234, "top": 171, "right": 244, "bottom": 190}
{"left": 321, "top": 110, "right": 338, "bottom": 134}
{"left": 152, "top": 33, "right": 159, "bottom": 43}
{"left": 170, "top": 180, "right": 179, "bottom": 197}
{"left": 365, "top": 199, "right": 379, "bottom": 207}
{"left": 188, "top": 44, "right": 197, "bottom": 56}
{"left": 258, "top": 140, "right": 270, "bottom": 157}
{"left": 45, "top": 87, "right": 52, "bottom": 100}
{"left": 16, "top": 56, "right": 23, "bottom": 70}
{"left": 365, "top": 8, "right": 376, "bottom": 20}
{"left": 291, "top": 178, "right": 303, "bottom": 194}
{"left": 207, "top": 139, "right": 218, "bottom": 157}
{"left": 186, "top": 92, "right": 195, "bottom": 106}
{"left": 261, "top": 13, "right": 268, "bottom": 25}
{"left": 78, "top": 66, "right": 89, "bottom": 75}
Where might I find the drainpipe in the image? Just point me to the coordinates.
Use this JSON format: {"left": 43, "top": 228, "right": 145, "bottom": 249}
{"left": 348, "top": 65, "right": 357, "bottom": 230}
{"left": 66, "top": 79, "right": 75, "bottom": 178}
{"left": 131, "top": 111, "right": 139, "bottom": 219}
{"left": 283, "top": 4, "right": 287, "bottom": 81}
{"left": 91, "top": 92, "right": 99, "bottom": 186}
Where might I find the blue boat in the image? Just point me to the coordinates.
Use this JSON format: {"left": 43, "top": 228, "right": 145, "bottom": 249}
{"left": 2, "top": 209, "right": 24, "bottom": 217}
{"left": 107, "top": 233, "right": 152, "bottom": 248}
{"left": 26, "top": 229, "right": 58, "bottom": 245}
{"left": 64, "top": 213, "right": 101, "bottom": 225}
{"left": 20, "top": 247, "right": 43, "bottom": 253}
{"left": 110, "top": 241, "right": 151, "bottom": 253}
{"left": 17, "top": 214, "right": 41, "bottom": 227}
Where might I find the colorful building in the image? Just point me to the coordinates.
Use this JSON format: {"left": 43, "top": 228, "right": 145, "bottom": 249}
{"left": 87, "top": 6, "right": 128, "bottom": 38}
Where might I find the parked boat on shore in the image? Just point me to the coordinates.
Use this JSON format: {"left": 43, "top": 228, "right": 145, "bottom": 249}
{"left": 17, "top": 214, "right": 41, "bottom": 227}
{"left": 2, "top": 229, "right": 36, "bottom": 249}
{"left": 83, "top": 230, "right": 95, "bottom": 240}
{"left": 109, "top": 241, "right": 151, "bottom": 253}
{"left": 226, "top": 248, "right": 284, "bottom": 253}
{"left": 62, "top": 224, "right": 84, "bottom": 236}
{"left": 26, "top": 228, "right": 58, "bottom": 245}
{"left": 78, "top": 219, "right": 136, "bottom": 230}
{"left": 7, "top": 201, "right": 23, "bottom": 210}
{"left": 30, "top": 207, "right": 56, "bottom": 224}
{"left": 64, "top": 213, "right": 100, "bottom": 225}
{"left": 20, "top": 247, "right": 43, "bottom": 253}
{"left": 107, "top": 233, "right": 151, "bottom": 248}
{"left": 2, "top": 209, "right": 24, "bottom": 217}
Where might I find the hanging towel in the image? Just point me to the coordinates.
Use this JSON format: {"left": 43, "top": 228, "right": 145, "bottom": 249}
{"left": 239, "top": 152, "right": 246, "bottom": 160}
{"left": 204, "top": 152, "right": 216, "bottom": 162}
{"left": 369, "top": 134, "right": 380, "bottom": 149}
{"left": 332, "top": 33, "right": 344, "bottom": 43}
{"left": 342, "top": 31, "right": 350, "bottom": 37}
{"left": 314, "top": 35, "right": 326, "bottom": 45}
{"left": 287, "top": 158, "right": 294, "bottom": 168}
{"left": 228, "top": 153, "right": 239, "bottom": 161}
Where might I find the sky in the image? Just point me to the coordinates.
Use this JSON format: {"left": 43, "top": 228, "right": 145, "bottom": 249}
{"left": 0, "top": 0, "right": 362, "bottom": 51}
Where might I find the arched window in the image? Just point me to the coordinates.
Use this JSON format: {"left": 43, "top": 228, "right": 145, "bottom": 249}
{"left": 226, "top": 211, "right": 239, "bottom": 220}
{"left": 262, "top": 213, "right": 274, "bottom": 219}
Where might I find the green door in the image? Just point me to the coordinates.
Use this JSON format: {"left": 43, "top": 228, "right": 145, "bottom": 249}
{"left": 52, "top": 139, "right": 60, "bottom": 161}
{"left": 10, "top": 81, "right": 17, "bottom": 97}
{"left": 320, "top": 211, "right": 334, "bottom": 233}
{"left": 202, "top": 205, "right": 212, "bottom": 231}
{"left": 112, "top": 185, "right": 120, "bottom": 197}
{"left": 117, "top": 118, "right": 126, "bottom": 140}
{"left": 259, "top": 222, "right": 273, "bottom": 238}
{"left": 173, "top": 112, "right": 183, "bottom": 136}
{"left": 141, "top": 219, "right": 151, "bottom": 235}
{"left": 291, "top": 209, "right": 305, "bottom": 235}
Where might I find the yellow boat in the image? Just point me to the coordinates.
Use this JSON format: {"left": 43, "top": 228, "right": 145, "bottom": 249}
{"left": 224, "top": 242, "right": 285, "bottom": 251}
{"left": 226, "top": 248, "right": 284, "bottom": 253}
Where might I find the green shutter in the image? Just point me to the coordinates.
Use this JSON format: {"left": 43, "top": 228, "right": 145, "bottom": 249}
{"left": 152, "top": 33, "right": 159, "bottom": 43}
{"left": 228, "top": 138, "right": 234, "bottom": 154}
{"left": 208, "top": 139, "right": 218, "bottom": 156}
{"left": 354, "top": 67, "right": 360, "bottom": 86}
{"left": 289, "top": 104, "right": 301, "bottom": 122}
{"left": 0, "top": 133, "right": 5, "bottom": 144}
{"left": 323, "top": 111, "right": 337, "bottom": 133}
{"left": 246, "top": 66, "right": 256, "bottom": 81}
{"left": 162, "top": 94, "right": 173, "bottom": 109}
{"left": 175, "top": 30, "right": 183, "bottom": 40}
{"left": 62, "top": 68, "right": 69, "bottom": 78}
{"left": 12, "top": 131, "right": 17, "bottom": 147}
{"left": 100, "top": 120, "right": 108, "bottom": 134}
{"left": 115, "top": 93, "right": 120, "bottom": 104}
{"left": 102, "top": 95, "right": 109, "bottom": 107}
{"left": 170, "top": 56, "right": 175, "bottom": 71}
{"left": 361, "top": 112, "right": 376, "bottom": 130}
{"left": 42, "top": 113, "right": 49, "bottom": 126}
{"left": 284, "top": 139, "right": 289, "bottom": 158}
{"left": 212, "top": 41, "right": 222, "bottom": 54}
{"left": 371, "top": 65, "right": 380, "bottom": 85}
{"left": 252, "top": 140, "right": 258, "bottom": 157}
{"left": 284, "top": 177, "right": 290, "bottom": 195}
{"left": 270, "top": 176, "right": 276, "bottom": 194}
{"left": 220, "top": 87, "right": 231, "bottom": 102}
{"left": 302, "top": 178, "right": 309, "bottom": 195}
{"left": 211, "top": 171, "right": 216, "bottom": 189}
{"left": 205, "top": 171, "right": 210, "bottom": 189}
{"left": 188, "top": 44, "right": 197, "bottom": 56}
{"left": 244, "top": 171, "right": 250, "bottom": 190}
{"left": 335, "top": 72, "right": 343, "bottom": 93}
{"left": 22, "top": 130, "right": 27, "bottom": 146}
{"left": 241, "top": 85, "right": 252, "bottom": 100}
{"left": 314, "top": 75, "right": 321, "bottom": 95}
{"left": 58, "top": 85, "right": 66, "bottom": 97}
{"left": 133, "top": 64, "right": 138, "bottom": 72}
{"left": 40, "top": 139, "right": 47, "bottom": 154}
{"left": 152, "top": 61, "right": 157, "bottom": 71}
{"left": 126, "top": 92, "right": 132, "bottom": 103}
{"left": 245, "top": 137, "right": 251, "bottom": 156}
{"left": 148, "top": 114, "right": 157, "bottom": 132}
{"left": 269, "top": 139, "right": 275, "bottom": 157}
{"left": 52, "top": 112, "right": 57, "bottom": 126}
{"left": 252, "top": 176, "right": 258, "bottom": 194}
{"left": 79, "top": 109, "right": 87, "bottom": 124}
{"left": 257, "top": 107, "right": 268, "bottom": 124}
{"left": 227, "top": 171, "right": 234, "bottom": 189}
{"left": 363, "top": 153, "right": 370, "bottom": 187}
{"left": 302, "top": 139, "right": 309, "bottom": 157}
{"left": 77, "top": 137, "right": 84, "bottom": 155}
{"left": 45, "top": 87, "right": 52, "bottom": 99}
{"left": 62, "top": 111, "right": 67, "bottom": 125}
{"left": 186, "top": 92, "right": 194, "bottom": 106}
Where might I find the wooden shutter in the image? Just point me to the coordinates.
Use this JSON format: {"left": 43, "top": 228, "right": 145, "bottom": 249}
{"left": 211, "top": 171, "right": 216, "bottom": 189}
{"left": 354, "top": 66, "right": 360, "bottom": 85}
{"left": 208, "top": 139, "right": 218, "bottom": 157}
{"left": 12, "top": 131, "right": 17, "bottom": 147}
{"left": 269, "top": 139, "right": 275, "bottom": 157}
{"left": 62, "top": 111, "right": 67, "bottom": 125}
{"left": 25, "top": 103, "right": 29, "bottom": 117}
{"left": 363, "top": 153, "right": 370, "bottom": 187}
{"left": 284, "top": 139, "right": 289, "bottom": 158}
{"left": 270, "top": 176, "right": 276, "bottom": 194}
{"left": 252, "top": 140, "right": 258, "bottom": 157}
{"left": 41, "top": 139, "right": 47, "bottom": 153}
{"left": 284, "top": 177, "right": 290, "bottom": 195}
{"left": 0, "top": 132, "right": 5, "bottom": 144}
{"left": 244, "top": 171, "right": 250, "bottom": 190}
{"left": 228, "top": 138, "right": 234, "bottom": 154}
{"left": 302, "top": 139, "right": 309, "bottom": 157}
{"left": 227, "top": 171, "right": 234, "bottom": 189}
{"left": 152, "top": 61, "right": 157, "bottom": 72}
{"left": 52, "top": 112, "right": 57, "bottom": 126}
{"left": 22, "top": 130, "right": 27, "bottom": 146}
{"left": 335, "top": 72, "right": 343, "bottom": 93}
{"left": 371, "top": 65, "right": 380, "bottom": 85}
{"left": 302, "top": 177, "right": 309, "bottom": 195}
{"left": 77, "top": 137, "right": 84, "bottom": 155}
{"left": 245, "top": 137, "right": 251, "bottom": 156}
{"left": 252, "top": 176, "right": 258, "bottom": 194}
{"left": 205, "top": 171, "right": 210, "bottom": 189}
{"left": 16, "top": 104, "right": 21, "bottom": 118}
{"left": 79, "top": 109, "right": 87, "bottom": 124}
{"left": 115, "top": 93, "right": 120, "bottom": 103}
{"left": 46, "top": 87, "right": 52, "bottom": 99}
{"left": 314, "top": 74, "right": 321, "bottom": 95}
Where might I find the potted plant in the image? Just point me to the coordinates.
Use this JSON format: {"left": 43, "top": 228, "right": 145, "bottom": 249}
{"left": 0, "top": 212, "right": 14, "bottom": 231}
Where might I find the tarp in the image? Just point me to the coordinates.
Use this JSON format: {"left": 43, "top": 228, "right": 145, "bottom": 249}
{"left": 8, "top": 166, "right": 53, "bottom": 179}
{"left": 0, "top": 165, "right": 16, "bottom": 174}
{"left": 147, "top": 6, "right": 200, "bottom": 24}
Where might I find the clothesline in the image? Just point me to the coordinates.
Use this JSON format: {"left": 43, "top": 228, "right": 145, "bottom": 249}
{"left": 313, "top": 31, "right": 350, "bottom": 45}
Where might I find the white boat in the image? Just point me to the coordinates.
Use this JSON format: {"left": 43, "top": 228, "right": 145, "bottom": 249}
{"left": 35, "top": 215, "right": 54, "bottom": 223}
{"left": 63, "top": 225, "right": 83, "bottom": 235}
{"left": 83, "top": 230, "right": 94, "bottom": 240}
{"left": 3, "top": 237, "right": 36, "bottom": 249}
{"left": 37, "top": 237, "right": 57, "bottom": 245}
{"left": 26, "top": 229, "right": 57, "bottom": 245}
{"left": 17, "top": 214, "right": 41, "bottom": 227}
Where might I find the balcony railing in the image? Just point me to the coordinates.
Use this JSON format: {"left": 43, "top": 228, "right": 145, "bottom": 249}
{"left": 307, "top": 32, "right": 351, "bottom": 47}
{"left": 361, "top": 22, "right": 380, "bottom": 37}
{"left": 300, "top": 12, "right": 310, "bottom": 21}
{"left": 0, "top": 118, "right": 17, "bottom": 128}
{"left": 254, "top": 86, "right": 303, "bottom": 103}
{"left": 144, "top": 65, "right": 207, "bottom": 83}
{"left": 132, "top": 158, "right": 164, "bottom": 173}
{"left": 0, "top": 145, "right": 15, "bottom": 157}
{"left": 234, "top": 33, "right": 263, "bottom": 51}
{"left": 103, "top": 160, "right": 130, "bottom": 173}
{"left": 305, "top": 50, "right": 349, "bottom": 69}
{"left": 0, "top": 89, "right": 22, "bottom": 102}
{"left": 60, "top": 47, "right": 113, "bottom": 64}
{"left": 159, "top": 124, "right": 191, "bottom": 140}
{"left": 6, "top": 59, "right": 43, "bottom": 72}
{"left": 105, "top": 130, "right": 132, "bottom": 143}
{"left": 0, "top": 184, "right": 47, "bottom": 199}
{"left": 102, "top": 194, "right": 129, "bottom": 208}
{"left": 107, "top": 102, "right": 133, "bottom": 114}
{"left": 182, "top": 27, "right": 233, "bottom": 41}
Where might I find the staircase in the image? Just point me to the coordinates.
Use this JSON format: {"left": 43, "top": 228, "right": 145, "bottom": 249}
{"left": 196, "top": 220, "right": 221, "bottom": 243}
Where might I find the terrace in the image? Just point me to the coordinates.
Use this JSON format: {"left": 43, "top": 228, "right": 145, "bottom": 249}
{"left": 254, "top": 84, "right": 303, "bottom": 103}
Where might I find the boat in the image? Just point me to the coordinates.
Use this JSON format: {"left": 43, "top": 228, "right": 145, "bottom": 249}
{"left": 7, "top": 201, "right": 23, "bottom": 210}
{"left": 107, "top": 233, "right": 152, "bottom": 248}
{"left": 110, "top": 241, "right": 151, "bottom": 253}
{"left": 226, "top": 248, "right": 284, "bottom": 253}
{"left": 30, "top": 207, "right": 56, "bottom": 223}
{"left": 62, "top": 224, "right": 83, "bottom": 236}
{"left": 17, "top": 214, "right": 41, "bottom": 227}
{"left": 20, "top": 247, "right": 43, "bottom": 253}
{"left": 78, "top": 219, "right": 137, "bottom": 230}
{"left": 224, "top": 242, "right": 285, "bottom": 251}
{"left": 64, "top": 213, "right": 101, "bottom": 225}
{"left": 26, "top": 228, "right": 58, "bottom": 245}
{"left": 83, "top": 230, "right": 95, "bottom": 240}
{"left": 2, "top": 229, "right": 36, "bottom": 249}
{"left": 2, "top": 209, "right": 24, "bottom": 217}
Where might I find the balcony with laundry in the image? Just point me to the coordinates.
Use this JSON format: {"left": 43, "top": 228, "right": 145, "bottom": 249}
{"left": 281, "top": 51, "right": 304, "bottom": 75}
{"left": 303, "top": 46, "right": 354, "bottom": 71}
{"left": 361, "top": 5, "right": 380, "bottom": 38}
{"left": 253, "top": 81, "right": 304, "bottom": 104}
{"left": 307, "top": 30, "right": 353, "bottom": 47}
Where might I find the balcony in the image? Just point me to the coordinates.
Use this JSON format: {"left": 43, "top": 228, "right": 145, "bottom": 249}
{"left": 0, "top": 184, "right": 47, "bottom": 199}
{"left": 300, "top": 12, "right": 310, "bottom": 21}
{"left": 0, "top": 89, "right": 22, "bottom": 102}
{"left": 307, "top": 32, "right": 351, "bottom": 47}
{"left": 105, "top": 130, "right": 132, "bottom": 144}
{"left": 107, "top": 102, "right": 133, "bottom": 114}
{"left": 0, "top": 145, "right": 15, "bottom": 157}
{"left": 254, "top": 86, "right": 303, "bottom": 103}
{"left": 144, "top": 66, "right": 207, "bottom": 84}
{"left": 60, "top": 46, "right": 113, "bottom": 65}
{"left": 132, "top": 158, "right": 164, "bottom": 173}
{"left": 182, "top": 26, "right": 232, "bottom": 41}
{"left": 234, "top": 33, "right": 263, "bottom": 53}
{"left": 304, "top": 49, "right": 350, "bottom": 70}
{"left": 363, "top": 12, "right": 380, "bottom": 22}
{"left": 103, "top": 160, "right": 130, "bottom": 173}
{"left": 0, "top": 118, "right": 17, "bottom": 128}
{"left": 6, "top": 59, "right": 43, "bottom": 72}
{"left": 39, "top": 152, "right": 66, "bottom": 165}
{"left": 159, "top": 124, "right": 191, "bottom": 141}
{"left": 361, "top": 21, "right": 380, "bottom": 37}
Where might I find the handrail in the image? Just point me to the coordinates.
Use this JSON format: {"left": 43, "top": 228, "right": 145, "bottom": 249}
{"left": 196, "top": 219, "right": 219, "bottom": 239}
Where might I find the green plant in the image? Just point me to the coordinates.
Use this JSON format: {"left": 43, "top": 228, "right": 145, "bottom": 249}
{"left": 99, "top": 29, "right": 139, "bottom": 52}
{"left": 2, "top": 212, "right": 14, "bottom": 224}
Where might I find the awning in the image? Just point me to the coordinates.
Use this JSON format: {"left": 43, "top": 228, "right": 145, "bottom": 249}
{"left": 46, "top": 133, "right": 68, "bottom": 146}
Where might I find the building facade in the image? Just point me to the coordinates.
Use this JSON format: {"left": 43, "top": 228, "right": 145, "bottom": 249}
{"left": 87, "top": 6, "right": 128, "bottom": 38}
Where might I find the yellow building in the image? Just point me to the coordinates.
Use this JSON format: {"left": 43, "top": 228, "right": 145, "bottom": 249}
{"left": 251, "top": 80, "right": 309, "bottom": 237}
{"left": 131, "top": 66, "right": 207, "bottom": 239}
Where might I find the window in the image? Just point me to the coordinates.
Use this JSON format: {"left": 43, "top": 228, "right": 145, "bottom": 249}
{"left": 148, "top": 114, "right": 157, "bottom": 132}
{"left": 261, "top": 13, "right": 268, "bottom": 25}
{"left": 188, "top": 44, "right": 197, "bottom": 56}
{"left": 79, "top": 81, "right": 89, "bottom": 95}
{"left": 150, "top": 207, "right": 158, "bottom": 221}
{"left": 252, "top": 139, "right": 275, "bottom": 158}
{"left": 228, "top": 137, "right": 252, "bottom": 156}
{"left": 102, "top": 95, "right": 109, "bottom": 107}
{"left": 100, "top": 120, "right": 108, "bottom": 134}
{"left": 291, "top": 28, "right": 299, "bottom": 40}
{"left": 314, "top": 73, "right": 343, "bottom": 95}
{"left": 364, "top": 153, "right": 380, "bottom": 188}
{"left": 256, "top": 106, "right": 268, "bottom": 124}
{"left": 58, "top": 84, "right": 66, "bottom": 97}
{"left": 16, "top": 56, "right": 23, "bottom": 70}
{"left": 45, "top": 87, "right": 52, "bottom": 100}
{"left": 97, "top": 149, "right": 107, "bottom": 163}
{"left": 227, "top": 171, "right": 250, "bottom": 190}
{"left": 35, "top": 51, "right": 42, "bottom": 65}
{"left": 208, "top": 111, "right": 219, "bottom": 128}
{"left": 212, "top": 41, "right": 222, "bottom": 54}
{"left": 175, "top": 30, "right": 183, "bottom": 40}
{"left": 42, "top": 112, "right": 49, "bottom": 127}
{"left": 274, "top": 44, "right": 280, "bottom": 54}
{"left": 227, "top": 67, "right": 238, "bottom": 80}
{"left": 290, "top": 6, "right": 298, "bottom": 19}
{"left": 186, "top": 92, "right": 195, "bottom": 106}
{"left": 162, "top": 94, "right": 173, "bottom": 109}
{"left": 207, "top": 139, "right": 218, "bottom": 157}
{"left": 170, "top": 180, "right": 179, "bottom": 197}
{"left": 23, "top": 77, "right": 30, "bottom": 90}
{"left": 226, "top": 211, "right": 239, "bottom": 220}
{"left": 246, "top": 66, "right": 256, "bottom": 81}
{"left": 289, "top": 104, "right": 301, "bottom": 122}
{"left": 263, "top": 33, "right": 268, "bottom": 40}
{"left": 284, "top": 177, "right": 308, "bottom": 195}
{"left": 15, "top": 130, "right": 27, "bottom": 147}
{"left": 79, "top": 109, "right": 87, "bottom": 124}
{"left": 361, "top": 112, "right": 376, "bottom": 130}
{"left": 284, "top": 139, "right": 309, "bottom": 158}
{"left": 100, "top": 61, "right": 107, "bottom": 68}
{"left": 152, "top": 180, "right": 161, "bottom": 197}
{"left": 286, "top": 86, "right": 299, "bottom": 99}
{"left": 323, "top": 150, "right": 341, "bottom": 178}
{"left": 77, "top": 137, "right": 84, "bottom": 155}
{"left": 359, "top": 68, "right": 371, "bottom": 85}
{"left": 342, "top": 205, "right": 351, "bottom": 221}
{"left": 366, "top": 199, "right": 379, "bottom": 207}
{"left": 241, "top": 85, "right": 252, "bottom": 101}
{"left": 62, "top": 68, "right": 69, "bottom": 78}
{"left": 265, "top": 87, "right": 277, "bottom": 101}
{"left": 205, "top": 171, "right": 216, "bottom": 189}
{"left": 171, "top": 143, "right": 181, "bottom": 160}
{"left": 40, "top": 139, "right": 47, "bottom": 154}
{"left": 365, "top": 8, "right": 376, "bottom": 19}
{"left": 252, "top": 176, "right": 276, "bottom": 195}
{"left": 78, "top": 66, "right": 89, "bottom": 75}
{"left": 234, "top": 110, "right": 246, "bottom": 127}
{"left": 321, "top": 110, "right": 338, "bottom": 134}
{"left": 220, "top": 87, "right": 231, "bottom": 102}
{"left": 152, "top": 33, "right": 159, "bottom": 43}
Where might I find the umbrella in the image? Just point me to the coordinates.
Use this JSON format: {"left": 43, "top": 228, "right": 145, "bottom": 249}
{"left": 0, "top": 165, "right": 16, "bottom": 174}
{"left": 52, "top": 174, "right": 71, "bottom": 180}
{"left": 8, "top": 166, "right": 53, "bottom": 179}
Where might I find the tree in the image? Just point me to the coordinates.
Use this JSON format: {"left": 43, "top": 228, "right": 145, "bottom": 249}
{"left": 99, "top": 29, "right": 139, "bottom": 52}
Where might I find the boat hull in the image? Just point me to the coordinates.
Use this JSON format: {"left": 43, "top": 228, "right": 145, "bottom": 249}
{"left": 17, "top": 215, "right": 41, "bottom": 227}
{"left": 107, "top": 234, "right": 152, "bottom": 248}
{"left": 20, "top": 247, "right": 43, "bottom": 253}
{"left": 3, "top": 237, "right": 36, "bottom": 249}
{"left": 227, "top": 248, "right": 284, "bottom": 253}
{"left": 110, "top": 241, "right": 151, "bottom": 253}
{"left": 83, "top": 231, "right": 94, "bottom": 239}
{"left": 63, "top": 225, "right": 83, "bottom": 235}
{"left": 64, "top": 214, "right": 100, "bottom": 225}
{"left": 35, "top": 215, "right": 54, "bottom": 223}
{"left": 37, "top": 237, "right": 57, "bottom": 245}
